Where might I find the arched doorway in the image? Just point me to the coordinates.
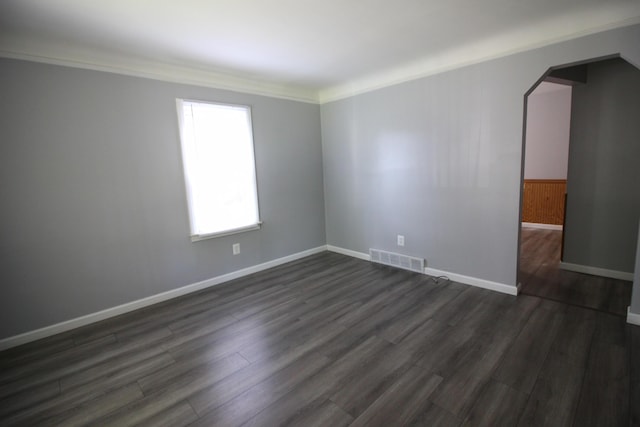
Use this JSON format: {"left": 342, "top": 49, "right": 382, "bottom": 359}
{"left": 518, "top": 56, "right": 640, "bottom": 316}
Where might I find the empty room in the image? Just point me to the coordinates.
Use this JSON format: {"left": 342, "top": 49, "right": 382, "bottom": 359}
{"left": 1, "top": 1, "right": 639, "bottom": 426}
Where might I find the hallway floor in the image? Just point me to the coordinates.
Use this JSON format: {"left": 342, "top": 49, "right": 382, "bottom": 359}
{"left": 518, "top": 227, "right": 632, "bottom": 316}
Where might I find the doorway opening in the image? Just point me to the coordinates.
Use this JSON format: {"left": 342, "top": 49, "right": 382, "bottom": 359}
{"left": 517, "top": 56, "right": 640, "bottom": 316}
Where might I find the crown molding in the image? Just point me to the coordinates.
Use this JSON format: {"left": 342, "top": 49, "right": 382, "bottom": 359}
{"left": 2, "top": 15, "right": 639, "bottom": 106}
{"left": 318, "top": 16, "right": 640, "bottom": 104}
{"left": 0, "top": 46, "right": 320, "bottom": 104}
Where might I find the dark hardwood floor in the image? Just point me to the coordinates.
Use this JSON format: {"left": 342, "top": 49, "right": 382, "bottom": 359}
{"left": 1, "top": 251, "right": 638, "bottom": 426}
{"left": 518, "top": 227, "right": 633, "bottom": 316}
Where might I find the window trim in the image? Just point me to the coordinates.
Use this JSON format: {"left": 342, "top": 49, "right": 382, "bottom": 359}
{"left": 189, "top": 222, "right": 262, "bottom": 242}
{"left": 176, "top": 98, "right": 262, "bottom": 241}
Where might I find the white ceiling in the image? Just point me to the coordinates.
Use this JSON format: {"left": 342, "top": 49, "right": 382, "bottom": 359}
{"left": 1, "top": 0, "right": 639, "bottom": 102}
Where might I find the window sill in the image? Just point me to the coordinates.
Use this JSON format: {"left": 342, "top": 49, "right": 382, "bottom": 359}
{"left": 190, "top": 222, "right": 262, "bottom": 242}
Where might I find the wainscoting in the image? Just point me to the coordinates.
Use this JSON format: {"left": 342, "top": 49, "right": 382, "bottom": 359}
{"left": 522, "top": 179, "right": 566, "bottom": 225}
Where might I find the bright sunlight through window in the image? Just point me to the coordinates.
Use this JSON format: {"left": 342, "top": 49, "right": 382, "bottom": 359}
{"left": 177, "top": 99, "right": 260, "bottom": 240}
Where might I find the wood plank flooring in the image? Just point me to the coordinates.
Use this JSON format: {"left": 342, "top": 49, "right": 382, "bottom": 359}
{"left": 1, "top": 251, "right": 638, "bottom": 426}
{"left": 518, "top": 227, "right": 632, "bottom": 316}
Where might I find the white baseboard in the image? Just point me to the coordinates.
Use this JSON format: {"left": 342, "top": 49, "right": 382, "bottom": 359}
{"left": 521, "top": 222, "right": 563, "bottom": 231}
{"left": 0, "top": 245, "right": 327, "bottom": 351}
{"left": 425, "top": 267, "right": 518, "bottom": 296}
{"left": 559, "top": 262, "right": 634, "bottom": 281}
{"left": 628, "top": 307, "right": 640, "bottom": 326}
{"left": 326, "top": 244, "right": 517, "bottom": 296}
{"left": 326, "top": 245, "right": 370, "bottom": 261}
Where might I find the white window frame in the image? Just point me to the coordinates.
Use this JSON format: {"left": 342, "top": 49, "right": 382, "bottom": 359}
{"left": 176, "top": 98, "right": 261, "bottom": 241}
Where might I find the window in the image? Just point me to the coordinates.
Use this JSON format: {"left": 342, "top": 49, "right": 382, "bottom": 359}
{"left": 176, "top": 99, "right": 261, "bottom": 240}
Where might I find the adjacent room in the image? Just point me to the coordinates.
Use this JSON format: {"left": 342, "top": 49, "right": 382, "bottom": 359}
{"left": 519, "top": 57, "right": 640, "bottom": 315}
{"left": 1, "top": 1, "right": 640, "bottom": 425}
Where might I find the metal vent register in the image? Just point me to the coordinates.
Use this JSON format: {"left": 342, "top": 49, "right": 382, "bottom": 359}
{"left": 369, "top": 249, "right": 424, "bottom": 273}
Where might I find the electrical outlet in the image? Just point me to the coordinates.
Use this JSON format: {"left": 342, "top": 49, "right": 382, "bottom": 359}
{"left": 232, "top": 243, "right": 240, "bottom": 255}
{"left": 397, "top": 235, "right": 405, "bottom": 247}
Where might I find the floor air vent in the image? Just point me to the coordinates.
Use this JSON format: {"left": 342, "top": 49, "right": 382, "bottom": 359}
{"left": 369, "top": 249, "right": 424, "bottom": 273}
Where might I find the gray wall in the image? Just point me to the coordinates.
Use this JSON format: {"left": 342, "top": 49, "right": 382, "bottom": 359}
{"left": 321, "top": 24, "right": 640, "bottom": 290}
{"left": 524, "top": 84, "right": 572, "bottom": 180}
{"left": 563, "top": 58, "right": 640, "bottom": 273}
{"left": 0, "top": 59, "right": 326, "bottom": 339}
{"left": 4, "top": 24, "right": 640, "bottom": 341}
{"left": 633, "top": 221, "right": 640, "bottom": 313}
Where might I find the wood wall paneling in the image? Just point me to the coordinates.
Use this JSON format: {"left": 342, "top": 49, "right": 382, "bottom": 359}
{"left": 522, "top": 179, "right": 567, "bottom": 225}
